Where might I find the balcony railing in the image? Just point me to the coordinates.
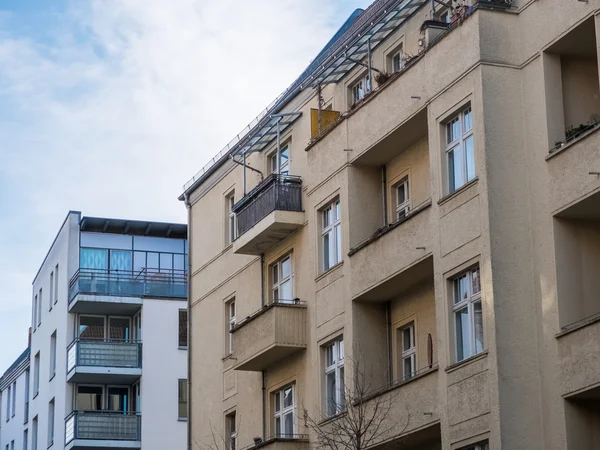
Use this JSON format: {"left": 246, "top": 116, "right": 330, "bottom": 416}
{"left": 67, "top": 339, "right": 142, "bottom": 373}
{"left": 69, "top": 268, "right": 187, "bottom": 301}
{"left": 232, "top": 174, "right": 302, "bottom": 237}
{"left": 65, "top": 411, "right": 141, "bottom": 444}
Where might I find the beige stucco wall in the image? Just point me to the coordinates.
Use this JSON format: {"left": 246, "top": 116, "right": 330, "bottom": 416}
{"left": 186, "top": 2, "right": 600, "bottom": 450}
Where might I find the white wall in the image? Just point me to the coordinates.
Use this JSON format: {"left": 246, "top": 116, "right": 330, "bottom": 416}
{"left": 29, "top": 211, "right": 80, "bottom": 450}
{"left": 140, "top": 298, "right": 188, "bottom": 450}
{"left": 0, "top": 365, "right": 29, "bottom": 450}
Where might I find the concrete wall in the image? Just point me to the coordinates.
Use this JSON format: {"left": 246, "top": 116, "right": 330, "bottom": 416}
{"left": 0, "top": 364, "right": 29, "bottom": 450}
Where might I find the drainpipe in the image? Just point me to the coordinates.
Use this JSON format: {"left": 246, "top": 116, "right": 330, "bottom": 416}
{"left": 276, "top": 119, "right": 282, "bottom": 175}
{"left": 367, "top": 37, "right": 372, "bottom": 93}
{"left": 262, "top": 371, "right": 267, "bottom": 440}
{"left": 381, "top": 167, "right": 388, "bottom": 227}
{"left": 183, "top": 192, "right": 193, "bottom": 450}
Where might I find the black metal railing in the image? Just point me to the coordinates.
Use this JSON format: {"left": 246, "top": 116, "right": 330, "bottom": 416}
{"left": 65, "top": 411, "right": 141, "bottom": 444}
{"left": 69, "top": 268, "right": 187, "bottom": 301}
{"left": 232, "top": 174, "right": 302, "bottom": 237}
{"left": 67, "top": 339, "right": 142, "bottom": 373}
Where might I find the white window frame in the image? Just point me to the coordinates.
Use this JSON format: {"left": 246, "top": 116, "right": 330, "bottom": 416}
{"left": 452, "top": 265, "right": 484, "bottom": 362}
{"left": 321, "top": 200, "right": 342, "bottom": 272}
{"left": 226, "top": 412, "right": 237, "bottom": 450}
{"left": 350, "top": 74, "right": 370, "bottom": 105}
{"left": 273, "top": 384, "right": 296, "bottom": 437}
{"left": 226, "top": 299, "right": 236, "bottom": 355}
{"left": 226, "top": 192, "right": 236, "bottom": 245}
{"left": 393, "top": 177, "right": 410, "bottom": 220}
{"left": 400, "top": 322, "right": 416, "bottom": 379}
{"left": 392, "top": 46, "right": 405, "bottom": 73}
{"left": 269, "top": 144, "right": 290, "bottom": 175}
{"left": 445, "top": 106, "right": 474, "bottom": 193}
{"left": 324, "top": 337, "right": 345, "bottom": 417}
{"left": 50, "top": 331, "right": 57, "bottom": 379}
{"left": 271, "top": 254, "right": 293, "bottom": 303}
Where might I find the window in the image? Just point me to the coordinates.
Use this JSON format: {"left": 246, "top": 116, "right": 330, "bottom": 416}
{"left": 33, "top": 353, "right": 40, "bottom": 397}
{"left": 392, "top": 45, "right": 404, "bottom": 73}
{"left": 392, "top": 176, "right": 410, "bottom": 220}
{"left": 271, "top": 254, "right": 293, "bottom": 303}
{"left": 78, "top": 315, "right": 105, "bottom": 339}
{"left": 11, "top": 441, "right": 14, "bottom": 450}
{"left": 49, "top": 271, "right": 53, "bottom": 310}
{"left": 76, "top": 386, "right": 102, "bottom": 410}
{"left": 37, "top": 289, "right": 42, "bottom": 326}
{"left": 350, "top": 74, "right": 370, "bottom": 105}
{"left": 321, "top": 199, "right": 342, "bottom": 272}
{"left": 24, "top": 369, "right": 29, "bottom": 424}
{"left": 32, "top": 416, "right": 38, "bottom": 450}
{"left": 461, "top": 443, "right": 488, "bottom": 450}
{"left": 225, "top": 191, "right": 236, "bottom": 245}
{"left": 399, "top": 323, "right": 416, "bottom": 379}
{"left": 273, "top": 384, "right": 295, "bottom": 437}
{"left": 178, "top": 309, "right": 188, "bottom": 348}
{"left": 446, "top": 107, "right": 475, "bottom": 193}
{"left": 452, "top": 265, "right": 484, "bottom": 362}
{"left": 178, "top": 379, "right": 188, "bottom": 419}
{"left": 54, "top": 264, "right": 59, "bottom": 304}
{"left": 269, "top": 144, "right": 290, "bottom": 175}
{"left": 6, "top": 384, "right": 11, "bottom": 421}
{"left": 226, "top": 299, "right": 236, "bottom": 355}
{"left": 50, "top": 331, "right": 57, "bottom": 379}
{"left": 11, "top": 381, "right": 16, "bottom": 417}
{"left": 226, "top": 412, "right": 236, "bottom": 450}
{"left": 47, "top": 399, "right": 55, "bottom": 447}
{"left": 324, "top": 337, "right": 345, "bottom": 417}
{"left": 23, "top": 430, "right": 28, "bottom": 450}
{"left": 32, "top": 295, "right": 37, "bottom": 331}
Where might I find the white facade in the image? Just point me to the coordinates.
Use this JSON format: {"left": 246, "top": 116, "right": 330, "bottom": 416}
{"left": 0, "top": 348, "right": 30, "bottom": 450}
{"left": 26, "top": 211, "right": 188, "bottom": 450}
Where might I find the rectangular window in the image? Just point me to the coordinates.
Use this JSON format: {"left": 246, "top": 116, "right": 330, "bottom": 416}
{"left": 49, "top": 271, "right": 53, "bottom": 310}
{"left": 452, "top": 265, "right": 484, "bottom": 362}
{"left": 392, "top": 176, "right": 410, "bottom": 221}
{"left": 350, "top": 74, "right": 370, "bottom": 105}
{"left": 11, "top": 441, "right": 14, "bottom": 450}
{"left": 269, "top": 144, "right": 290, "bottom": 175}
{"left": 226, "top": 412, "right": 236, "bottom": 450}
{"left": 24, "top": 369, "right": 30, "bottom": 424}
{"left": 33, "top": 353, "right": 40, "bottom": 397}
{"left": 54, "top": 264, "right": 59, "bottom": 304}
{"left": 179, "top": 309, "right": 188, "bottom": 348}
{"left": 226, "top": 191, "right": 236, "bottom": 245}
{"left": 324, "top": 337, "right": 345, "bottom": 417}
{"left": 446, "top": 107, "right": 475, "bottom": 193}
{"left": 11, "top": 381, "right": 16, "bottom": 417}
{"left": 460, "top": 443, "right": 489, "bottom": 450}
{"left": 32, "top": 416, "right": 38, "bottom": 450}
{"left": 321, "top": 199, "right": 342, "bottom": 272}
{"left": 392, "top": 45, "right": 404, "bottom": 73}
{"left": 6, "top": 385, "right": 11, "bottom": 421}
{"left": 47, "top": 399, "right": 55, "bottom": 447}
{"left": 23, "top": 430, "right": 27, "bottom": 450}
{"left": 271, "top": 254, "right": 293, "bottom": 303}
{"left": 78, "top": 315, "right": 105, "bottom": 339}
{"left": 37, "top": 289, "right": 42, "bottom": 326}
{"left": 50, "top": 331, "right": 57, "bottom": 379}
{"left": 226, "top": 299, "right": 236, "bottom": 355}
{"left": 178, "top": 379, "right": 188, "bottom": 419}
{"left": 76, "top": 386, "right": 103, "bottom": 410}
{"left": 32, "top": 295, "right": 37, "bottom": 331}
{"left": 399, "top": 323, "right": 416, "bottom": 379}
{"left": 273, "top": 384, "right": 295, "bottom": 437}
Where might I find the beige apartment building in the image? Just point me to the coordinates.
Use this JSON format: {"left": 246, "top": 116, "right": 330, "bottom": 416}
{"left": 180, "top": 0, "right": 600, "bottom": 448}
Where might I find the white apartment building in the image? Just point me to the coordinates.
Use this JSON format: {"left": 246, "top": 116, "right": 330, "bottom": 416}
{"left": 27, "top": 210, "right": 188, "bottom": 450}
{"left": 0, "top": 347, "right": 30, "bottom": 450}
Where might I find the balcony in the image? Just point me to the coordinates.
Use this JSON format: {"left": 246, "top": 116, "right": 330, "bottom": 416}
{"left": 232, "top": 301, "right": 307, "bottom": 371}
{"left": 69, "top": 268, "right": 187, "bottom": 314}
{"left": 67, "top": 339, "right": 142, "bottom": 384}
{"left": 349, "top": 203, "right": 433, "bottom": 302}
{"left": 232, "top": 174, "right": 304, "bottom": 255}
{"left": 65, "top": 411, "right": 141, "bottom": 450}
{"left": 241, "top": 435, "right": 309, "bottom": 450}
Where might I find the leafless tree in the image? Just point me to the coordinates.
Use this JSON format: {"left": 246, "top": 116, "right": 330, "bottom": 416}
{"left": 303, "top": 360, "right": 409, "bottom": 450}
{"left": 193, "top": 417, "right": 241, "bottom": 450}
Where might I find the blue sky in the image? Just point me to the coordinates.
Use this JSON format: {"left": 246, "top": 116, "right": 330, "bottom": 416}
{"left": 0, "top": 0, "right": 370, "bottom": 372}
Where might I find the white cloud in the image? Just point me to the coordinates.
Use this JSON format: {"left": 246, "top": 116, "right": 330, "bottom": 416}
{"left": 0, "top": 0, "right": 370, "bottom": 370}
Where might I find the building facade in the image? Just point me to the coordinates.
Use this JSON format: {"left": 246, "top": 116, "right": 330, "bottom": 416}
{"left": 27, "top": 211, "right": 188, "bottom": 450}
{"left": 0, "top": 347, "right": 30, "bottom": 450}
{"left": 182, "top": 0, "right": 600, "bottom": 449}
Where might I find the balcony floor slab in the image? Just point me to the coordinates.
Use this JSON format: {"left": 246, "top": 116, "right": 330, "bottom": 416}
{"left": 67, "top": 367, "right": 142, "bottom": 384}
{"left": 233, "top": 210, "right": 304, "bottom": 255}
{"left": 66, "top": 440, "right": 141, "bottom": 450}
